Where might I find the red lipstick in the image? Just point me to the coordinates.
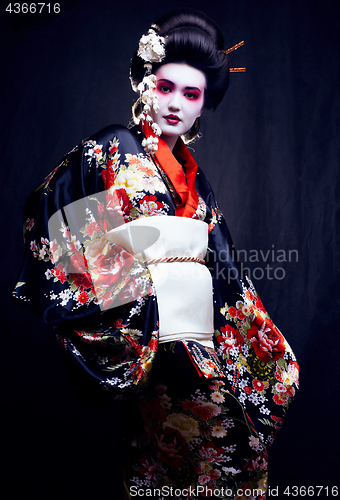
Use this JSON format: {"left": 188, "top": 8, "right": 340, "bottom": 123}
{"left": 164, "top": 114, "right": 181, "bottom": 124}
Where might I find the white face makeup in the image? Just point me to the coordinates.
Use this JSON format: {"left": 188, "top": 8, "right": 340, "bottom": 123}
{"left": 152, "top": 63, "right": 206, "bottom": 150}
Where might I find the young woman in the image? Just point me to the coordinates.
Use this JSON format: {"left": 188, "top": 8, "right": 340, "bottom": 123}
{"left": 13, "top": 8, "right": 298, "bottom": 499}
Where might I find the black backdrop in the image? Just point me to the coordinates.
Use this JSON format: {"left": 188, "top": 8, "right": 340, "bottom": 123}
{"left": 1, "top": 0, "right": 339, "bottom": 498}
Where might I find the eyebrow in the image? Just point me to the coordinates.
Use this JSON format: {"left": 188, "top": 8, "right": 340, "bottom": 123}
{"left": 157, "top": 79, "right": 203, "bottom": 92}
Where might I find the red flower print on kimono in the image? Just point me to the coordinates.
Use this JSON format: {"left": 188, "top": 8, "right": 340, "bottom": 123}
{"left": 273, "top": 393, "right": 289, "bottom": 406}
{"left": 52, "top": 262, "right": 67, "bottom": 284}
{"left": 198, "top": 441, "right": 225, "bottom": 464}
{"left": 119, "top": 279, "right": 144, "bottom": 304}
{"left": 247, "top": 313, "right": 286, "bottom": 362}
{"left": 183, "top": 400, "right": 221, "bottom": 421}
{"left": 85, "top": 221, "right": 101, "bottom": 237}
{"left": 217, "top": 324, "right": 244, "bottom": 355}
{"left": 138, "top": 458, "right": 159, "bottom": 482}
{"left": 148, "top": 338, "right": 158, "bottom": 352}
{"left": 152, "top": 426, "right": 189, "bottom": 467}
{"left": 67, "top": 250, "right": 93, "bottom": 290}
{"left": 245, "top": 453, "right": 268, "bottom": 472}
{"left": 252, "top": 379, "right": 268, "bottom": 392}
{"left": 91, "top": 246, "right": 134, "bottom": 287}
{"left": 275, "top": 360, "right": 299, "bottom": 386}
{"left": 140, "top": 399, "right": 167, "bottom": 423}
{"left": 105, "top": 189, "right": 131, "bottom": 228}
{"left": 138, "top": 194, "right": 166, "bottom": 216}
{"left": 77, "top": 290, "right": 89, "bottom": 304}
{"left": 101, "top": 162, "right": 115, "bottom": 189}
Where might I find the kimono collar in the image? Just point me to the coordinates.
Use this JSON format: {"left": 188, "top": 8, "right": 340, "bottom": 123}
{"left": 153, "top": 137, "right": 199, "bottom": 218}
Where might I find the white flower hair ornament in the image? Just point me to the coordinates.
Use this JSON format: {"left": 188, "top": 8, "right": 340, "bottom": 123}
{"left": 136, "top": 28, "right": 166, "bottom": 154}
{"left": 137, "top": 28, "right": 166, "bottom": 66}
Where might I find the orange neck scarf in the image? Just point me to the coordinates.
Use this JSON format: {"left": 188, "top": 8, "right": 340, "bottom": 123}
{"left": 153, "top": 137, "right": 199, "bottom": 218}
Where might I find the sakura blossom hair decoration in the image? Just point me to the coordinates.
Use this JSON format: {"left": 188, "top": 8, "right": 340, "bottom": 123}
{"left": 136, "top": 27, "right": 165, "bottom": 154}
{"left": 137, "top": 73, "right": 162, "bottom": 154}
{"left": 137, "top": 26, "right": 166, "bottom": 72}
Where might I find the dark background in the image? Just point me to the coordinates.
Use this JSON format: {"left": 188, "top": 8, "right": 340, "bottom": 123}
{"left": 1, "top": 0, "right": 339, "bottom": 498}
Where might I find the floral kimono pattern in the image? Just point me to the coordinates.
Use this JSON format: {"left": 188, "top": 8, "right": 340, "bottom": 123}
{"left": 123, "top": 342, "right": 269, "bottom": 499}
{"left": 13, "top": 124, "right": 299, "bottom": 499}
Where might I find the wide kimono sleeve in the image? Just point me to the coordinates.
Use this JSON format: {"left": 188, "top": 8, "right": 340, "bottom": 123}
{"left": 196, "top": 167, "right": 299, "bottom": 455}
{"left": 12, "top": 125, "right": 160, "bottom": 391}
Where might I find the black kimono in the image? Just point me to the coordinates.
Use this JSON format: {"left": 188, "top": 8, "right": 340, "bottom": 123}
{"left": 13, "top": 124, "right": 298, "bottom": 499}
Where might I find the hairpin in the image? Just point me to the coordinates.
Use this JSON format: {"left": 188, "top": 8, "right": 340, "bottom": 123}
{"left": 226, "top": 41, "right": 246, "bottom": 72}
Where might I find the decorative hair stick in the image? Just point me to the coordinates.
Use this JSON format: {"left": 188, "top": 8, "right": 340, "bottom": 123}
{"left": 227, "top": 40, "right": 246, "bottom": 72}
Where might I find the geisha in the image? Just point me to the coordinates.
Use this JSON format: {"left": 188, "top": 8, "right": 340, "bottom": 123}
{"left": 13, "top": 8, "right": 299, "bottom": 499}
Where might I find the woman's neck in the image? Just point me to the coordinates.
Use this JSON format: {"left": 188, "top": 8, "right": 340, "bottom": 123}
{"left": 161, "top": 134, "right": 178, "bottom": 152}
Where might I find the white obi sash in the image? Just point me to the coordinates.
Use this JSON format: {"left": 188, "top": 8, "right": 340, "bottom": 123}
{"left": 106, "top": 216, "right": 214, "bottom": 348}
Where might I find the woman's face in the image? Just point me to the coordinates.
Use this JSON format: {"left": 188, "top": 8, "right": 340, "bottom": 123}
{"left": 152, "top": 63, "right": 206, "bottom": 149}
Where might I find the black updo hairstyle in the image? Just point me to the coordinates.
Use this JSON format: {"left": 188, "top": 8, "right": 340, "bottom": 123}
{"left": 130, "top": 8, "right": 230, "bottom": 140}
